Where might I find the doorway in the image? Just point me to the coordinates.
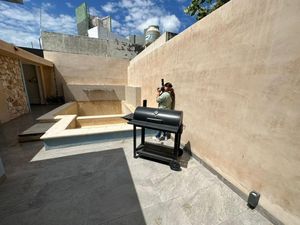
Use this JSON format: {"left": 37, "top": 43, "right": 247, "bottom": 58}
{"left": 22, "top": 64, "right": 43, "bottom": 104}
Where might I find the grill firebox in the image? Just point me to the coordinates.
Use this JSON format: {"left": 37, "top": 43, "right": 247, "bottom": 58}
{"left": 125, "top": 106, "right": 183, "bottom": 171}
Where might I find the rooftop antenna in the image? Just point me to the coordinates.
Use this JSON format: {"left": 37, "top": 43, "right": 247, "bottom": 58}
{"left": 39, "top": 6, "right": 42, "bottom": 35}
{"left": 39, "top": 6, "right": 42, "bottom": 49}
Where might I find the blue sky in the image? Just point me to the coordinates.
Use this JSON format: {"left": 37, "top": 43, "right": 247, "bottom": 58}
{"left": 0, "top": 0, "right": 196, "bottom": 48}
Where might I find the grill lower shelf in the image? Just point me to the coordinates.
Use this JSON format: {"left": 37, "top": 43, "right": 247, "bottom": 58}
{"left": 136, "top": 142, "right": 176, "bottom": 163}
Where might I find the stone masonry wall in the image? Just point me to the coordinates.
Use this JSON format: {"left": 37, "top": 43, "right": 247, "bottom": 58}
{"left": 0, "top": 55, "right": 29, "bottom": 123}
{"left": 42, "top": 32, "right": 138, "bottom": 60}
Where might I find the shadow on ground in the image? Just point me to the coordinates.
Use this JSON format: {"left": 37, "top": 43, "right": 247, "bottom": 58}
{"left": 0, "top": 148, "right": 147, "bottom": 225}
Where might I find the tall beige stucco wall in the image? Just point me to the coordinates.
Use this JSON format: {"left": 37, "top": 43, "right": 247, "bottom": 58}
{"left": 43, "top": 51, "right": 129, "bottom": 97}
{"left": 128, "top": 0, "right": 300, "bottom": 224}
{"left": 42, "top": 66, "right": 57, "bottom": 98}
{"left": 0, "top": 55, "right": 29, "bottom": 124}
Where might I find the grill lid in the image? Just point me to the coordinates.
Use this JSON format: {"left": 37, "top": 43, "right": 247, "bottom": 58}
{"left": 128, "top": 107, "right": 183, "bottom": 133}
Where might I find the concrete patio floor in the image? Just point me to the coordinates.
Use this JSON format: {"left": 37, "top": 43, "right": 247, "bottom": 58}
{"left": 0, "top": 106, "right": 273, "bottom": 225}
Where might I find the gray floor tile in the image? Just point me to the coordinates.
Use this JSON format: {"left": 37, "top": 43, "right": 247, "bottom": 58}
{"left": 140, "top": 198, "right": 193, "bottom": 225}
{"left": 151, "top": 165, "right": 218, "bottom": 202}
{"left": 219, "top": 209, "right": 274, "bottom": 225}
{"left": 134, "top": 178, "right": 162, "bottom": 208}
{"left": 180, "top": 183, "right": 248, "bottom": 225}
{"left": 128, "top": 158, "right": 174, "bottom": 182}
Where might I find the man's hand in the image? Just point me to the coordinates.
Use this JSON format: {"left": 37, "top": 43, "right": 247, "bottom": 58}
{"left": 156, "top": 88, "right": 161, "bottom": 97}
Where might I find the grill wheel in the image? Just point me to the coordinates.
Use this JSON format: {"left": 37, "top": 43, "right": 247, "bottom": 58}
{"left": 170, "top": 160, "right": 181, "bottom": 171}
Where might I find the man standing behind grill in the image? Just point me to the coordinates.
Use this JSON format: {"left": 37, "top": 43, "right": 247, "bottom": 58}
{"left": 153, "top": 82, "right": 175, "bottom": 141}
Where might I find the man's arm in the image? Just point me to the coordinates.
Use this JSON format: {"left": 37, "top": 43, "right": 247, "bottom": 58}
{"left": 156, "top": 92, "right": 167, "bottom": 103}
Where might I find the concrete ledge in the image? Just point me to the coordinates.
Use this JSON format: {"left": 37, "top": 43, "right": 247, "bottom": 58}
{"left": 121, "top": 101, "right": 136, "bottom": 114}
{"left": 37, "top": 99, "right": 137, "bottom": 124}
{"left": 76, "top": 114, "right": 125, "bottom": 120}
{"left": 41, "top": 115, "right": 77, "bottom": 140}
{"left": 77, "top": 114, "right": 126, "bottom": 127}
{"left": 41, "top": 115, "right": 132, "bottom": 140}
{"left": 43, "top": 129, "right": 139, "bottom": 150}
{"left": 37, "top": 102, "right": 77, "bottom": 122}
{"left": 38, "top": 101, "right": 137, "bottom": 151}
{"left": 40, "top": 114, "right": 135, "bottom": 150}
{"left": 125, "top": 86, "right": 141, "bottom": 108}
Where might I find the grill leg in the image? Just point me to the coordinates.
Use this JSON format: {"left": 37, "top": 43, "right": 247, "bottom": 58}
{"left": 171, "top": 132, "right": 181, "bottom": 171}
{"left": 177, "top": 126, "right": 183, "bottom": 157}
{"left": 133, "top": 125, "right": 137, "bottom": 158}
{"left": 177, "top": 133, "right": 183, "bottom": 156}
{"left": 174, "top": 132, "right": 179, "bottom": 160}
{"left": 141, "top": 127, "right": 145, "bottom": 145}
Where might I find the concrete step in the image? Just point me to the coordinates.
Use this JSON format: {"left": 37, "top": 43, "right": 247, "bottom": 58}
{"left": 18, "top": 122, "right": 56, "bottom": 142}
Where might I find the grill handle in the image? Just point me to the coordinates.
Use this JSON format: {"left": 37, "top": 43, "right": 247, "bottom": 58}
{"left": 146, "top": 117, "right": 163, "bottom": 124}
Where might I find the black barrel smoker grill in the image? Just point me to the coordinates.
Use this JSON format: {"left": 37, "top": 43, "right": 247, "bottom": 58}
{"left": 124, "top": 106, "right": 183, "bottom": 171}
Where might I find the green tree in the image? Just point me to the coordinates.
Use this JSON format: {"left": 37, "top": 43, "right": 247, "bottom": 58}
{"left": 184, "top": 0, "right": 230, "bottom": 21}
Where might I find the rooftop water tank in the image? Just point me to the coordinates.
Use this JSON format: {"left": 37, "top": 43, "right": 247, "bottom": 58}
{"left": 145, "top": 25, "right": 160, "bottom": 47}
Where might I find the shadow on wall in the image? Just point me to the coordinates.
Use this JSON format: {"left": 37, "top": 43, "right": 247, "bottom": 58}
{"left": 181, "top": 141, "right": 192, "bottom": 168}
{"left": 63, "top": 84, "right": 124, "bottom": 102}
{"left": 0, "top": 148, "right": 147, "bottom": 225}
{"left": 83, "top": 88, "right": 119, "bottom": 101}
{"left": 52, "top": 65, "right": 65, "bottom": 101}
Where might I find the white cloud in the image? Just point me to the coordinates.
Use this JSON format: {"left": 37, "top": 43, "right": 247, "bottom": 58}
{"left": 102, "top": 2, "right": 118, "bottom": 13}
{"left": 41, "top": 2, "right": 55, "bottom": 10}
{"left": 120, "top": 0, "right": 154, "bottom": 8}
{"left": 160, "top": 15, "right": 181, "bottom": 33}
{"left": 110, "top": 0, "right": 182, "bottom": 36}
{"left": 0, "top": 2, "right": 76, "bottom": 48}
{"left": 89, "top": 7, "right": 100, "bottom": 16}
{"left": 137, "top": 17, "right": 160, "bottom": 32}
{"left": 41, "top": 13, "right": 76, "bottom": 34}
{"left": 65, "top": 2, "right": 74, "bottom": 8}
{"left": 112, "top": 19, "right": 121, "bottom": 29}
